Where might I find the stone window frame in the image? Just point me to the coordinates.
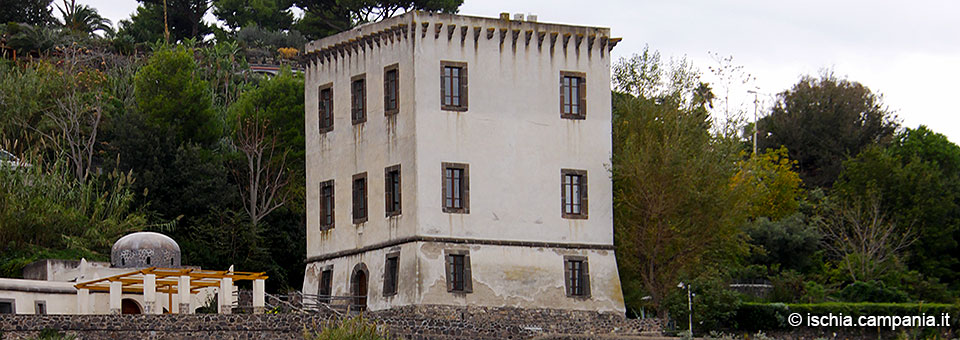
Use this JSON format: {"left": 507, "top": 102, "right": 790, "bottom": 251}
{"left": 560, "top": 71, "right": 586, "bottom": 120}
{"left": 444, "top": 249, "right": 473, "bottom": 294}
{"left": 384, "top": 164, "right": 402, "bottom": 217}
{"left": 383, "top": 64, "right": 400, "bottom": 116}
{"left": 351, "top": 74, "right": 367, "bottom": 125}
{"left": 561, "top": 169, "right": 588, "bottom": 219}
{"left": 382, "top": 250, "right": 400, "bottom": 297}
{"left": 441, "top": 162, "right": 470, "bottom": 214}
{"left": 352, "top": 172, "right": 368, "bottom": 224}
{"left": 319, "top": 179, "right": 335, "bottom": 230}
{"left": 318, "top": 83, "right": 334, "bottom": 133}
{"left": 0, "top": 298, "right": 14, "bottom": 314}
{"left": 440, "top": 61, "right": 468, "bottom": 112}
{"left": 34, "top": 300, "right": 46, "bottom": 315}
{"left": 318, "top": 265, "right": 333, "bottom": 304}
{"left": 563, "top": 255, "right": 591, "bottom": 299}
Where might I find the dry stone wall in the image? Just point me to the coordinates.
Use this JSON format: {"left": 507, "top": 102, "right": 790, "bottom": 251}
{"left": 0, "top": 305, "right": 661, "bottom": 340}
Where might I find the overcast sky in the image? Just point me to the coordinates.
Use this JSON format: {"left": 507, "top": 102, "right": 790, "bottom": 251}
{"left": 81, "top": 0, "right": 960, "bottom": 142}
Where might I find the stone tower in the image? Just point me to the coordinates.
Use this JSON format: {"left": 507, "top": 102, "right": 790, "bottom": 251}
{"left": 302, "top": 11, "right": 624, "bottom": 313}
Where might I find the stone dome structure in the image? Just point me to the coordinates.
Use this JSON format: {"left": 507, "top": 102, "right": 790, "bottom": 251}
{"left": 110, "top": 232, "right": 181, "bottom": 268}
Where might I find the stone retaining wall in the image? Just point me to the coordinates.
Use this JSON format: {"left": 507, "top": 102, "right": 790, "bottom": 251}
{"left": 0, "top": 305, "right": 661, "bottom": 340}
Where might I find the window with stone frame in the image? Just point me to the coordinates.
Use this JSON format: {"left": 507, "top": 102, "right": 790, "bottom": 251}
{"left": 320, "top": 180, "right": 335, "bottom": 230}
{"left": 444, "top": 250, "right": 472, "bottom": 293}
{"left": 383, "top": 251, "right": 400, "bottom": 296}
{"left": 319, "top": 84, "right": 334, "bottom": 133}
{"left": 384, "top": 164, "right": 401, "bottom": 216}
{"left": 564, "top": 256, "right": 591, "bottom": 298}
{"left": 442, "top": 162, "right": 469, "bottom": 213}
{"left": 352, "top": 172, "right": 368, "bottom": 224}
{"left": 318, "top": 267, "right": 333, "bottom": 304}
{"left": 384, "top": 64, "right": 399, "bottom": 115}
{"left": 440, "top": 61, "right": 468, "bottom": 111}
{"left": 560, "top": 71, "right": 586, "bottom": 119}
{"left": 34, "top": 300, "right": 46, "bottom": 315}
{"left": 351, "top": 74, "right": 366, "bottom": 124}
{"left": 0, "top": 298, "right": 14, "bottom": 314}
{"left": 561, "top": 169, "right": 588, "bottom": 219}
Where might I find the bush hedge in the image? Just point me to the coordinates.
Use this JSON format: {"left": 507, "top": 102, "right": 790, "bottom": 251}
{"left": 734, "top": 302, "right": 960, "bottom": 331}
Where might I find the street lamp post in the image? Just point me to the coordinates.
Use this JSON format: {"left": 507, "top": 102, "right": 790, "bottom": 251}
{"left": 678, "top": 282, "right": 692, "bottom": 336}
{"left": 747, "top": 89, "right": 759, "bottom": 156}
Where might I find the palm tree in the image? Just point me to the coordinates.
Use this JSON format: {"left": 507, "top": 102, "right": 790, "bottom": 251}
{"left": 56, "top": 0, "right": 113, "bottom": 35}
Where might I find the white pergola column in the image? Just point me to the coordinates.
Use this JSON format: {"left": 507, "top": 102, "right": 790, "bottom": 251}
{"left": 77, "top": 288, "right": 90, "bottom": 314}
{"left": 178, "top": 275, "right": 191, "bottom": 314}
{"left": 253, "top": 279, "right": 265, "bottom": 314}
{"left": 143, "top": 274, "right": 157, "bottom": 314}
{"left": 109, "top": 281, "right": 122, "bottom": 314}
{"left": 218, "top": 277, "right": 233, "bottom": 314}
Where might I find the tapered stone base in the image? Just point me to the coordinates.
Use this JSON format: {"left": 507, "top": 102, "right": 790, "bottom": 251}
{"left": 144, "top": 301, "right": 156, "bottom": 314}
{"left": 179, "top": 303, "right": 191, "bottom": 314}
{"left": 253, "top": 307, "right": 266, "bottom": 314}
{"left": 110, "top": 308, "right": 120, "bottom": 315}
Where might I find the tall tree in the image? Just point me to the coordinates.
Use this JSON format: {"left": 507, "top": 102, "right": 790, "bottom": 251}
{"left": 55, "top": 0, "right": 112, "bottom": 35}
{"left": 134, "top": 45, "right": 218, "bottom": 145}
{"left": 834, "top": 126, "right": 960, "bottom": 288}
{"left": 611, "top": 48, "right": 747, "bottom": 317}
{"left": 757, "top": 72, "right": 899, "bottom": 189}
{"left": 292, "top": 0, "right": 462, "bottom": 40}
{"left": 0, "top": 0, "right": 54, "bottom": 26}
{"left": 116, "top": 3, "right": 165, "bottom": 43}
{"left": 212, "top": 0, "right": 294, "bottom": 31}
{"left": 135, "top": 0, "right": 211, "bottom": 41}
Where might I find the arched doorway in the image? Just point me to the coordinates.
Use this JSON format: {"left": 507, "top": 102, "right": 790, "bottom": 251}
{"left": 121, "top": 299, "right": 141, "bottom": 314}
{"left": 350, "top": 263, "right": 368, "bottom": 312}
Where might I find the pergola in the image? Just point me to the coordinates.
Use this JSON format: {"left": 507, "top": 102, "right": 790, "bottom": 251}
{"left": 74, "top": 267, "right": 268, "bottom": 314}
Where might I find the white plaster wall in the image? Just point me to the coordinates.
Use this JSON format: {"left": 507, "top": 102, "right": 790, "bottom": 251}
{"left": 304, "top": 242, "right": 418, "bottom": 311}
{"left": 304, "top": 15, "right": 420, "bottom": 259}
{"left": 410, "top": 12, "right": 613, "bottom": 245}
{"left": 416, "top": 242, "right": 624, "bottom": 312}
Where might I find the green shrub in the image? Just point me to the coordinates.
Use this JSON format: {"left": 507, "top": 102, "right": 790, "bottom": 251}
{"left": 304, "top": 316, "right": 393, "bottom": 340}
{"left": 837, "top": 281, "right": 909, "bottom": 303}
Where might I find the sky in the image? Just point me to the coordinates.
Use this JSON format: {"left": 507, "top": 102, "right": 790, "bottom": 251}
{"left": 79, "top": 0, "right": 960, "bottom": 143}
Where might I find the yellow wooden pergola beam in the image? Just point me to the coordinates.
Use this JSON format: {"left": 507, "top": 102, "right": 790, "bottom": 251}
{"left": 73, "top": 267, "right": 268, "bottom": 292}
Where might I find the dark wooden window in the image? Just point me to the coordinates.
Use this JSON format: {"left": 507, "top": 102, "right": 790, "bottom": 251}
{"left": 350, "top": 264, "right": 368, "bottom": 311}
{"left": 564, "top": 256, "right": 591, "bottom": 298}
{"left": 560, "top": 71, "right": 586, "bottom": 119}
{"left": 385, "top": 164, "right": 401, "bottom": 216}
{"left": 561, "top": 169, "right": 588, "bottom": 219}
{"left": 441, "top": 162, "right": 469, "bottom": 213}
{"left": 440, "top": 61, "right": 468, "bottom": 111}
{"left": 383, "top": 252, "right": 399, "bottom": 296}
{"left": 384, "top": 64, "right": 399, "bottom": 115}
{"left": 320, "top": 180, "right": 335, "bottom": 229}
{"left": 318, "top": 267, "right": 333, "bottom": 304}
{"left": 319, "top": 84, "right": 334, "bottom": 133}
{"left": 352, "top": 173, "right": 368, "bottom": 224}
{"left": 444, "top": 250, "right": 472, "bottom": 293}
{"left": 351, "top": 74, "right": 366, "bottom": 124}
{"left": 0, "top": 299, "right": 14, "bottom": 314}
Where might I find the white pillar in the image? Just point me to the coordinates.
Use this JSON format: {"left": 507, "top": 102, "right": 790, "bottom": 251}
{"left": 77, "top": 288, "right": 90, "bottom": 314}
{"left": 109, "top": 281, "right": 122, "bottom": 314}
{"left": 143, "top": 274, "right": 157, "bottom": 314}
{"left": 253, "top": 279, "right": 265, "bottom": 314}
{"left": 219, "top": 277, "right": 233, "bottom": 314}
{"left": 178, "top": 275, "right": 191, "bottom": 314}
